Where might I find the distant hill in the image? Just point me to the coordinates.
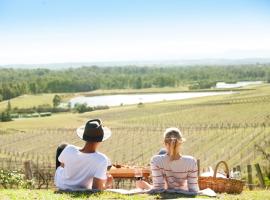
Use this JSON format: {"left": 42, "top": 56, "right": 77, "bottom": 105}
{"left": 1, "top": 58, "right": 270, "bottom": 69}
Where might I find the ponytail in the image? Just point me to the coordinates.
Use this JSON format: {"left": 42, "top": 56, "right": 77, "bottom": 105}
{"left": 167, "top": 138, "right": 180, "bottom": 161}
{"left": 164, "top": 128, "right": 185, "bottom": 161}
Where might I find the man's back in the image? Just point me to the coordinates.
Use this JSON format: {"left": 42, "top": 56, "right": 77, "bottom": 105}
{"left": 54, "top": 145, "right": 108, "bottom": 190}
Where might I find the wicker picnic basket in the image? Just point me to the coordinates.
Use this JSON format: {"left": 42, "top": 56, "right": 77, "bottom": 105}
{"left": 199, "top": 161, "right": 245, "bottom": 194}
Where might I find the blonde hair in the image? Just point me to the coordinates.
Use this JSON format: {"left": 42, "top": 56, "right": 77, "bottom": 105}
{"left": 164, "top": 127, "right": 185, "bottom": 161}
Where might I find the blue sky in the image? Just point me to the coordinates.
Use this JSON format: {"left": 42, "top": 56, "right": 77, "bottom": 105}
{"left": 0, "top": 0, "right": 270, "bottom": 64}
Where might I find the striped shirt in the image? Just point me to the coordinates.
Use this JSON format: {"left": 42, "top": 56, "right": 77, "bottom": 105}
{"left": 150, "top": 154, "right": 199, "bottom": 192}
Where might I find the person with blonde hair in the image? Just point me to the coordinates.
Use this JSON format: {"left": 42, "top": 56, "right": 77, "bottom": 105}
{"left": 136, "top": 127, "right": 199, "bottom": 192}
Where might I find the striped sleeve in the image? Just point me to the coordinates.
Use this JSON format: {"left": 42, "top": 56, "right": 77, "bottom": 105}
{"left": 187, "top": 159, "right": 199, "bottom": 192}
{"left": 150, "top": 155, "right": 165, "bottom": 190}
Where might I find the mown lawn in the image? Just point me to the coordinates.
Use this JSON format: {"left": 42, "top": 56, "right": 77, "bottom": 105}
{"left": 0, "top": 189, "right": 269, "bottom": 200}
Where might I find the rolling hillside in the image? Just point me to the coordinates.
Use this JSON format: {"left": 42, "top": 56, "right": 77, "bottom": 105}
{"left": 0, "top": 84, "right": 269, "bottom": 183}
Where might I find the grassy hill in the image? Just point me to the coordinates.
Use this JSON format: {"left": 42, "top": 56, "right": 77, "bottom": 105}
{"left": 0, "top": 94, "right": 55, "bottom": 112}
{"left": 0, "top": 84, "right": 269, "bottom": 187}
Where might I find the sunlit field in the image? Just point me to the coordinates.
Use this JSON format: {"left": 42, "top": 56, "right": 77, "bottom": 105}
{"left": 1, "top": 84, "right": 269, "bottom": 180}
{"left": 0, "top": 189, "right": 269, "bottom": 200}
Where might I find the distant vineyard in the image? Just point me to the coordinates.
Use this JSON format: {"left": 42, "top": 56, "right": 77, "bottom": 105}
{"left": 0, "top": 123, "right": 269, "bottom": 170}
{"left": 0, "top": 85, "right": 270, "bottom": 188}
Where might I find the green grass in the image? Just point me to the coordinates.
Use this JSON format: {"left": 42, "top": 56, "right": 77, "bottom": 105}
{"left": 0, "top": 189, "right": 269, "bottom": 200}
{"left": 217, "top": 190, "right": 270, "bottom": 200}
{"left": 0, "top": 189, "right": 151, "bottom": 200}
{"left": 0, "top": 94, "right": 55, "bottom": 112}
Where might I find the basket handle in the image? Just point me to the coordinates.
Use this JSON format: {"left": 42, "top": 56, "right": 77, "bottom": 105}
{"left": 213, "top": 161, "right": 230, "bottom": 178}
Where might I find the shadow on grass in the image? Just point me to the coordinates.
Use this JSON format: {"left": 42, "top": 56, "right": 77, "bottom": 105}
{"left": 54, "top": 190, "right": 100, "bottom": 198}
{"left": 157, "top": 193, "right": 197, "bottom": 199}
{"left": 54, "top": 190, "right": 199, "bottom": 199}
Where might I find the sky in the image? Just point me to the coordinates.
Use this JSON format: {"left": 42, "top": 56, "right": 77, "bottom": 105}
{"left": 0, "top": 0, "right": 270, "bottom": 65}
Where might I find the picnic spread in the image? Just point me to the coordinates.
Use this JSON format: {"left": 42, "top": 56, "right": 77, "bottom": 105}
{"left": 108, "top": 161, "right": 244, "bottom": 194}
{"left": 109, "top": 164, "right": 151, "bottom": 178}
{"left": 58, "top": 161, "right": 245, "bottom": 198}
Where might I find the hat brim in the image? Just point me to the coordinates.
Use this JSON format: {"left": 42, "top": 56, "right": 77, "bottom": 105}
{"left": 76, "top": 126, "right": 112, "bottom": 142}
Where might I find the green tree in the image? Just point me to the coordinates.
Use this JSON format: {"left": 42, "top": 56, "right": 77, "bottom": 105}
{"left": 53, "top": 95, "right": 61, "bottom": 107}
{"left": 74, "top": 103, "right": 89, "bottom": 113}
{"left": 134, "top": 77, "right": 142, "bottom": 89}
{"left": 267, "top": 71, "right": 270, "bottom": 83}
{"left": 1, "top": 111, "right": 12, "bottom": 122}
{"left": 0, "top": 65, "right": 269, "bottom": 100}
{"left": 29, "top": 82, "right": 37, "bottom": 94}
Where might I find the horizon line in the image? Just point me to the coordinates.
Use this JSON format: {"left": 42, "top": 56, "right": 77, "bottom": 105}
{"left": 1, "top": 57, "right": 270, "bottom": 67}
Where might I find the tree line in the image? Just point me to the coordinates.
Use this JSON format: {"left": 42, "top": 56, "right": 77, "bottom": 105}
{"left": 1, "top": 64, "right": 270, "bottom": 101}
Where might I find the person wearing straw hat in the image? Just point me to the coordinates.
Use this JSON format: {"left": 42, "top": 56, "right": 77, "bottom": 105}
{"left": 54, "top": 119, "right": 113, "bottom": 190}
{"left": 136, "top": 127, "right": 199, "bottom": 193}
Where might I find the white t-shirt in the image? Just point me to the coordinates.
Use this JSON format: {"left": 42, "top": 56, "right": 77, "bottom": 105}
{"left": 54, "top": 145, "right": 109, "bottom": 190}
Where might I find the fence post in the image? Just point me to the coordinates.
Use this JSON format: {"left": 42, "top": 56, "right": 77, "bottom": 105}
{"left": 247, "top": 164, "right": 253, "bottom": 190}
{"left": 197, "top": 159, "right": 200, "bottom": 177}
{"left": 236, "top": 165, "right": 241, "bottom": 172}
{"left": 24, "top": 161, "right": 33, "bottom": 180}
{"left": 255, "top": 163, "right": 265, "bottom": 188}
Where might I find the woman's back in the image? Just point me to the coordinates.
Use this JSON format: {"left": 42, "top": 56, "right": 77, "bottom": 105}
{"left": 151, "top": 154, "right": 199, "bottom": 192}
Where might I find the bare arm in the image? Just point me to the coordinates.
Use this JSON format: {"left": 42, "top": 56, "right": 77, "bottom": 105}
{"left": 105, "top": 173, "right": 113, "bottom": 189}
{"left": 92, "top": 177, "right": 106, "bottom": 190}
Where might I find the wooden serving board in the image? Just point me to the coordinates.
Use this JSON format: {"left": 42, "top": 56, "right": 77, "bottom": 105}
{"left": 109, "top": 166, "right": 151, "bottom": 178}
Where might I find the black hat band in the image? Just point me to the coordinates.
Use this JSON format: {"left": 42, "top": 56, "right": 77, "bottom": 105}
{"left": 82, "top": 119, "right": 104, "bottom": 142}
